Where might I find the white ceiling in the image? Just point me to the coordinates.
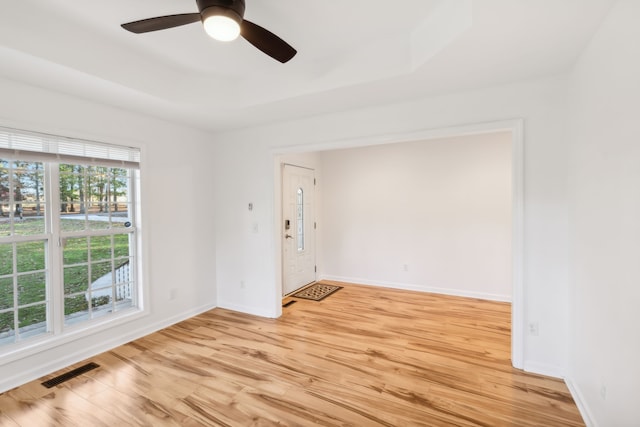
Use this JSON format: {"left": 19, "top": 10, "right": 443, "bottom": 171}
{"left": 0, "top": 0, "right": 616, "bottom": 133}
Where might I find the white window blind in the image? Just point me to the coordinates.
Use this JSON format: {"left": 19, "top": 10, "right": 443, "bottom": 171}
{"left": 0, "top": 126, "right": 140, "bottom": 169}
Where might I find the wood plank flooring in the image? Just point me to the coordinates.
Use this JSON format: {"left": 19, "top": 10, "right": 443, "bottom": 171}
{"left": 0, "top": 282, "right": 584, "bottom": 426}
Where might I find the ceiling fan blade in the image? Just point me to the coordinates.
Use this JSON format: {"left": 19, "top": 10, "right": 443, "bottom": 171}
{"left": 122, "top": 13, "right": 201, "bottom": 34}
{"left": 240, "top": 20, "right": 297, "bottom": 63}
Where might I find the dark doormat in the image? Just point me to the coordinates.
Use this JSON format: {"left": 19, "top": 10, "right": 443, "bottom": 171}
{"left": 292, "top": 282, "right": 342, "bottom": 301}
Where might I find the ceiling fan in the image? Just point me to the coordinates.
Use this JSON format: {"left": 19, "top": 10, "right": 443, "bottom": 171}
{"left": 121, "top": 0, "right": 297, "bottom": 63}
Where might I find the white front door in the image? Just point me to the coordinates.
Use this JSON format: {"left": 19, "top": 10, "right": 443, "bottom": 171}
{"left": 282, "top": 164, "right": 316, "bottom": 295}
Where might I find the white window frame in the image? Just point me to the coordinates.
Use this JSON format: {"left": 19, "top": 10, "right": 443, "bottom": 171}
{"left": 0, "top": 126, "right": 143, "bottom": 363}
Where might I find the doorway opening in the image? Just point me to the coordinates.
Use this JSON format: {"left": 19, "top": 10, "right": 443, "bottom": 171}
{"left": 274, "top": 119, "right": 524, "bottom": 369}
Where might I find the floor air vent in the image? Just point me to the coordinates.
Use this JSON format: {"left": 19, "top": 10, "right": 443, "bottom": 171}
{"left": 41, "top": 362, "right": 100, "bottom": 388}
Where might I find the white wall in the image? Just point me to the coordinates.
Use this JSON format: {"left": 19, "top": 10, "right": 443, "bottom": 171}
{"left": 319, "top": 133, "right": 512, "bottom": 301}
{"left": 0, "top": 77, "right": 216, "bottom": 392}
{"left": 212, "top": 75, "right": 570, "bottom": 377}
{"left": 566, "top": 1, "right": 640, "bottom": 425}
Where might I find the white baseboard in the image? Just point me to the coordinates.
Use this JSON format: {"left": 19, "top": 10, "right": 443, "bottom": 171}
{"left": 522, "top": 360, "right": 566, "bottom": 379}
{"left": 0, "top": 302, "right": 217, "bottom": 394}
{"left": 217, "top": 300, "right": 278, "bottom": 318}
{"left": 319, "top": 275, "right": 512, "bottom": 302}
{"left": 565, "top": 377, "right": 597, "bottom": 427}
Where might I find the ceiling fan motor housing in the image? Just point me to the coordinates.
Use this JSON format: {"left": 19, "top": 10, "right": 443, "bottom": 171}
{"left": 197, "top": 0, "right": 246, "bottom": 23}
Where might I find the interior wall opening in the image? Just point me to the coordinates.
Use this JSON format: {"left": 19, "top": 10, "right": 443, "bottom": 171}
{"left": 276, "top": 120, "right": 524, "bottom": 368}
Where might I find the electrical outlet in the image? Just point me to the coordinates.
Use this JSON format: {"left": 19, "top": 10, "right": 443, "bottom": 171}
{"left": 169, "top": 288, "right": 177, "bottom": 300}
{"left": 403, "top": 264, "right": 409, "bottom": 272}
{"left": 600, "top": 385, "right": 607, "bottom": 400}
{"left": 528, "top": 322, "right": 539, "bottom": 336}
{"left": 240, "top": 280, "right": 245, "bottom": 289}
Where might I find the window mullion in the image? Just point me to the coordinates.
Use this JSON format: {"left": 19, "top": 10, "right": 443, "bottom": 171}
{"left": 47, "top": 163, "right": 64, "bottom": 336}
{"left": 129, "top": 170, "right": 139, "bottom": 309}
{"left": 12, "top": 240, "right": 18, "bottom": 337}
{"left": 7, "top": 161, "right": 18, "bottom": 335}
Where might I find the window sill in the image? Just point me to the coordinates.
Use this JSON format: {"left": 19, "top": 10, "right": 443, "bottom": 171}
{"left": 0, "top": 307, "right": 147, "bottom": 367}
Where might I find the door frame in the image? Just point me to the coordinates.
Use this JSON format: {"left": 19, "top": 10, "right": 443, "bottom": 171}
{"left": 272, "top": 118, "right": 524, "bottom": 369}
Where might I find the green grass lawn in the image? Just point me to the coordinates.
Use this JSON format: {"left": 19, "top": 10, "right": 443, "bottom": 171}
{"left": 0, "top": 218, "right": 130, "bottom": 332}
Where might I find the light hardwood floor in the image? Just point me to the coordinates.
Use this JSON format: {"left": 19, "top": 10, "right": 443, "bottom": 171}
{"left": 0, "top": 282, "right": 584, "bottom": 426}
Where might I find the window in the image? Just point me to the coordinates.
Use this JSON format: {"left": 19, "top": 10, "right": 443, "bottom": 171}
{"left": 60, "top": 165, "right": 135, "bottom": 326}
{"left": 296, "top": 188, "right": 304, "bottom": 251}
{"left": 0, "top": 127, "right": 140, "bottom": 350}
{"left": 0, "top": 160, "right": 48, "bottom": 344}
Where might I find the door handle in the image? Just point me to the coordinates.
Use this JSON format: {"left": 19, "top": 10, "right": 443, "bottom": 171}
{"left": 285, "top": 234, "right": 293, "bottom": 239}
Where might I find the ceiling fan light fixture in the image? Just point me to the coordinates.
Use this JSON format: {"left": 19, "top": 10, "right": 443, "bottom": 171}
{"left": 121, "top": 0, "right": 296, "bottom": 63}
{"left": 202, "top": 7, "right": 242, "bottom": 41}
